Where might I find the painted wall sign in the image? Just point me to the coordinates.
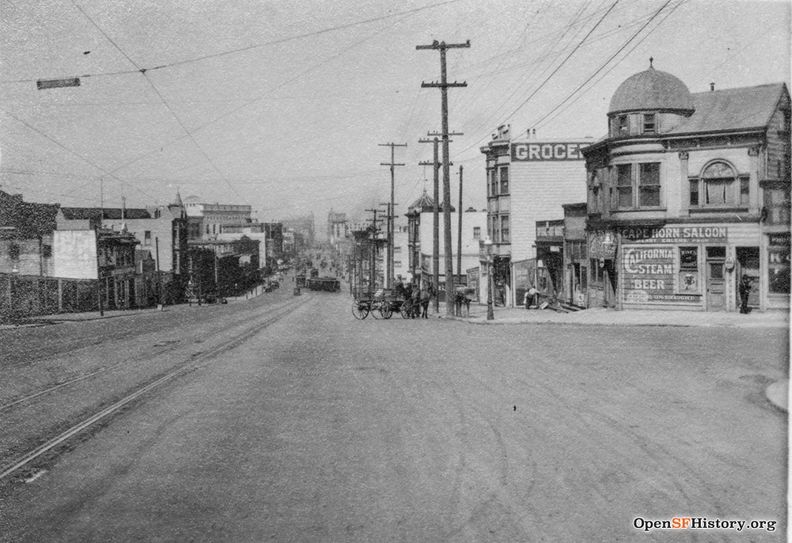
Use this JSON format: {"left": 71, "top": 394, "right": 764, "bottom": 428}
{"left": 620, "top": 226, "right": 727, "bottom": 244}
{"left": 511, "top": 142, "right": 587, "bottom": 161}
{"left": 622, "top": 245, "right": 700, "bottom": 304}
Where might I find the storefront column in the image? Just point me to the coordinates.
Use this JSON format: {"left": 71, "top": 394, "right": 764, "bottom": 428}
{"left": 678, "top": 151, "right": 689, "bottom": 215}
{"left": 748, "top": 145, "right": 761, "bottom": 213}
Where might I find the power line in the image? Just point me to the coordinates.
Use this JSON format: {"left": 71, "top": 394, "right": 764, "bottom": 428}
{"left": 95, "top": 12, "right": 407, "bottom": 182}
{"left": 534, "top": 0, "right": 687, "bottom": 131}
{"left": 68, "top": 0, "right": 243, "bottom": 199}
{"left": 528, "top": 0, "right": 677, "bottom": 129}
{"left": 454, "top": 0, "right": 619, "bottom": 157}
{"left": 0, "top": 0, "right": 463, "bottom": 84}
{"left": 0, "top": 108, "right": 156, "bottom": 202}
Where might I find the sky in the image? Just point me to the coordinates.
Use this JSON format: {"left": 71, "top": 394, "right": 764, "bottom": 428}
{"left": 1, "top": 0, "right": 789, "bottom": 228}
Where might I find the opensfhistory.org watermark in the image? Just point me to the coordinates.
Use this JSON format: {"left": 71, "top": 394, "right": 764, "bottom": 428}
{"left": 633, "top": 517, "right": 777, "bottom": 533}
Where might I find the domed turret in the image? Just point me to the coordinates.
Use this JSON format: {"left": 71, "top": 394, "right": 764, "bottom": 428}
{"left": 609, "top": 60, "right": 694, "bottom": 115}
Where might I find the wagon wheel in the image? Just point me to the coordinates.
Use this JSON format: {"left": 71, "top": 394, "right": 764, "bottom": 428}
{"left": 371, "top": 301, "right": 382, "bottom": 319}
{"left": 399, "top": 302, "right": 411, "bottom": 319}
{"left": 379, "top": 301, "right": 393, "bottom": 319}
{"left": 351, "top": 301, "right": 369, "bottom": 320}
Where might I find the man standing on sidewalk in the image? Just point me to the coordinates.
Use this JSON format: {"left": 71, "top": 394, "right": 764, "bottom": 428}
{"left": 738, "top": 275, "right": 752, "bottom": 314}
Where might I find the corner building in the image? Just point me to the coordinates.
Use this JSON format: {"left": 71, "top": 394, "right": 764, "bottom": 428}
{"left": 583, "top": 63, "right": 790, "bottom": 312}
{"left": 481, "top": 125, "right": 593, "bottom": 306}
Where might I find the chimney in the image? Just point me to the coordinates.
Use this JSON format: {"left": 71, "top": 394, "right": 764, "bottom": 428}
{"left": 710, "top": 82, "right": 715, "bottom": 91}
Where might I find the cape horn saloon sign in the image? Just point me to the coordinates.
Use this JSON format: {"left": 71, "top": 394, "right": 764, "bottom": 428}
{"left": 620, "top": 226, "right": 727, "bottom": 244}
{"left": 511, "top": 142, "right": 587, "bottom": 161}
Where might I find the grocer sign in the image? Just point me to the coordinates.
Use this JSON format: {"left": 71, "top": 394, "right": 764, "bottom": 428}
{"left": 620, "top": 226, "right": 727, "bottom": 244}
{"left": 511, "top": 142, "right": 587, "bottom": 161}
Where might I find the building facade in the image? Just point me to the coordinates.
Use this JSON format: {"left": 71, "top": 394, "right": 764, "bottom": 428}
{"left": 480, "top": 124, "right": 593, "bottom": 306}
{"left": 583, "top": 63, "right": 790, "bottom": 312}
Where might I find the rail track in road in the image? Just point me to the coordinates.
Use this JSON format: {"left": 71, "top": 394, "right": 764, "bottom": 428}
{"left": 0, "top": 295, "right": 313, "bottom": 482}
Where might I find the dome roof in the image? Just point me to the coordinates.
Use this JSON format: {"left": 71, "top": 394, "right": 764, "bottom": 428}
{"left": 609, "top": 65, "right": 694, "bottom": 115}
{"left": 407, "top": 189, "right": 435, "bottom": 214}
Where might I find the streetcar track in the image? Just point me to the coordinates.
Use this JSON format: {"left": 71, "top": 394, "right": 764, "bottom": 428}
{"left": 0, "top": 297, "right": 304, "bottom": 411}
{"left": 0, "top": 296, "right": 313, "bottom": 482}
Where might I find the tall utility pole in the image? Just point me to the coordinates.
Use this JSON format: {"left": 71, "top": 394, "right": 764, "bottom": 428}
{"left": 419, "top": 139, "right": 441, "bottom": 314}
{"left": 417, "top": 39, "right": 469, "bottom": 316}
{"left": 457, "top": 164, "right": 463, "bottom": 280}
{"left": 379, "top": 142, "right": 406, "bottom": 289}
{"left": 364, "top": 208, "right": 383, "bottom": 295}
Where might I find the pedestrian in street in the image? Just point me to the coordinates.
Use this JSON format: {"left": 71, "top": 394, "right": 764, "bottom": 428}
{"left": 738, "top": 274, "right": 752, "bottom": 314}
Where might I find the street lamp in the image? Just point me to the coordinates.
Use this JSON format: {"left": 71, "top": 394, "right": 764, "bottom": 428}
{"left": 484, "top": 237, "right": 494, "bottom": 320}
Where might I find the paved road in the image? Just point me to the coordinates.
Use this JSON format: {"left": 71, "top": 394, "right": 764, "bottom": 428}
{"left": 0, "top": 290, "right": 786, "bottom": 541}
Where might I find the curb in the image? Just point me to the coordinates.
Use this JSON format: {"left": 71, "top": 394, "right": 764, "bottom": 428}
{"left": 765, "top": 379, "right": 788, "bottom": 413}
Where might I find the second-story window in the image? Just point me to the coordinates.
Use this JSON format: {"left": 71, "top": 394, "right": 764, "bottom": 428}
{"left": 643, "top": 113, "right": 656, "bottom": 134}
{"left": 500, "top": 215, "right": 510, "bottom": 243}
{"left": 616, "top": 164, "right": 633, "bottom": 208}
{"left": 691, "top": 161, "right": 744, "bottom": 207}
{"left": 488, "top": 168, "right": 498, "bottom": 197}
{"left": 473, "top": 226, "right": 481, "bottom": 240}
{"left": 144, "top": 231, "right": 151, "bottom": 246}
{"left": 499, "top": 166, "right": 509, "bottom": 194}
{"left": 639, "top": 163, "right": 661, "bottom": 207}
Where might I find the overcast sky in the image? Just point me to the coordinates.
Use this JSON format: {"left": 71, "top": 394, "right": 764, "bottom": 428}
{"left": 1, "top": 0, "right": 789, "bottom": 224}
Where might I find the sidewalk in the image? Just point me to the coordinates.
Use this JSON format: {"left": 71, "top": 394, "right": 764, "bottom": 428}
{"left": 444, "top": 303, "right": 789, "bottom": 329}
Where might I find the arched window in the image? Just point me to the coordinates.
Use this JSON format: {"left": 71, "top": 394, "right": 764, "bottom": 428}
{"left": 690, "top": 161, "right": 749, "bottom": 207}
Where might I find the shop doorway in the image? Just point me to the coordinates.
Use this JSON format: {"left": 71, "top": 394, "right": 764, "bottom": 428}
{"left": 705, "top": 246, "right": 726, "bottom": 311}
{"left": 736, "top": 246, "right": 760, "bottom": 310}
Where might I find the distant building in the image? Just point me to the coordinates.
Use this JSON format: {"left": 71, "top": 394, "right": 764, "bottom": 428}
{"left": 327, "top": 211, "right": 347, "bottom": 249}
{"left": 0, "top": 190, "right": 59, "bottom": 276}
{"left": 405, "top": 189, "right": 486, "bottom": 291}
{"left": 281, "top": 213, "right": 315, "bottom": 248}
{"left": 183, "top": 197, "right": 253, "bottom": 239}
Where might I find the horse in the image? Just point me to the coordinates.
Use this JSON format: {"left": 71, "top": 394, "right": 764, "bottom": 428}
{"left": 420, "top": 287, "right": 431, "bottom": 318}
{"left": 454, "top": 287, "right": 474, "bottom": 317}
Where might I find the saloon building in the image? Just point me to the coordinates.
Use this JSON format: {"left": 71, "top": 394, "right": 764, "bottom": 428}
{"left": 480, "top": 124, "right": 593, "bottom": 306}
{"left": 583, "top": 61, "right": 790, "bottom": 312}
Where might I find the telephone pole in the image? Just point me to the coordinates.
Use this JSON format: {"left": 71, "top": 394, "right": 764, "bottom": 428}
{"left": 379, "top": 142, "right": 406, "bottom": 289}
{"left": 364, "top": 208, "right": 384, "bottom": 296}
{"left": 417, "top": 39, "right": 470, "bottom": 316}
{"left": 457, "top": 164, "right": 463, "bottom": 280}
{"left": 419, "top": 138, "right": 441, "bottom": 314}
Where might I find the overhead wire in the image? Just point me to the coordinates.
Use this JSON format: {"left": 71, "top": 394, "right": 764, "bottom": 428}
{"left": 0, "top": 108, "right": 157, "bottom": 203}
{"left": 528, "top": 0, "right": 677, "bottom": 130}
{"left": 92, "top": 11, "right": 410, "bottom": 185}
{"left": 533, "top": 0, "right": 687, "bottom": 131}
{"left": 454, "top": 0, "right": 600, "bottom": 140}
{"left": 0, "top": 0, "right": 463, "bottom": 84}
{"left": 454, "top": 0, "right": 620, "bottom": 157}
{"left": 68, "top": 0, "right": 243, "bottom": 199}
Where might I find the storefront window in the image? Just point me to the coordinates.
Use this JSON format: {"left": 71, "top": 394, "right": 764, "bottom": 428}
{"left": 590, "top": 258, "right": 603, "bottom": 284}
{"left": 679, "top": 246, "right": 699, "bottom": 293}
{"left": 768, "top": 235, "right": 790, "bottom": 294}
